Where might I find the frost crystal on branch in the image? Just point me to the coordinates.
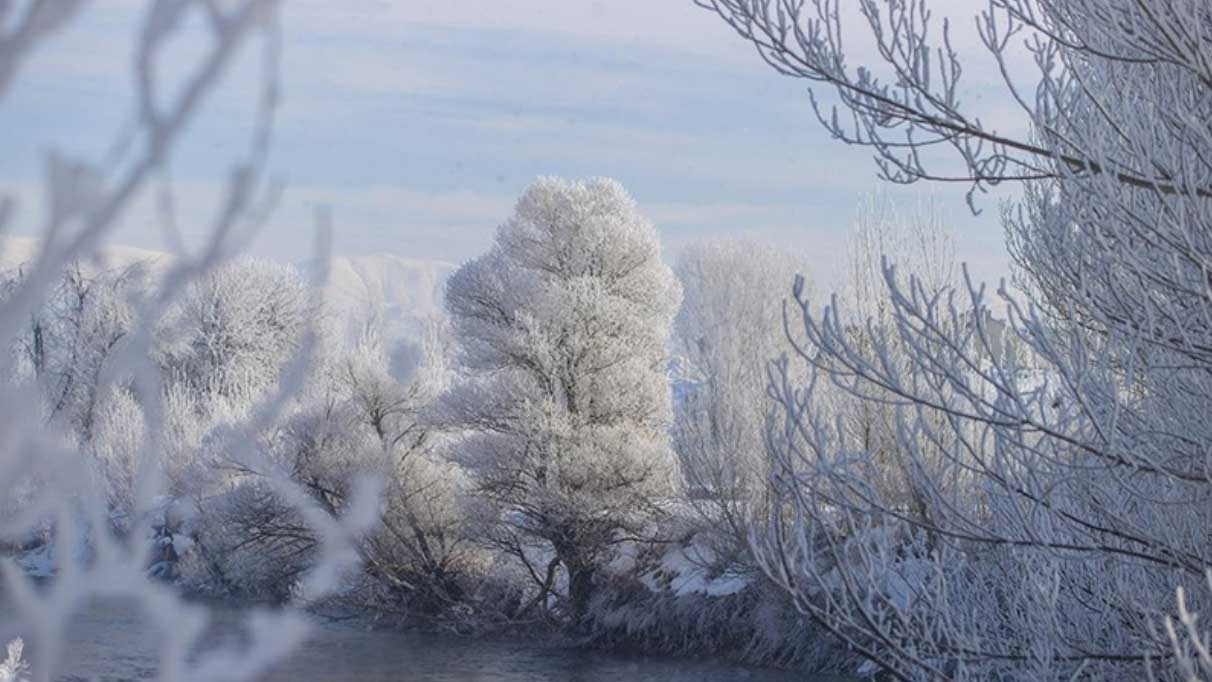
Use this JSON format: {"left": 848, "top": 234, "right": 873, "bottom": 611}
{"left": 0, "top": 639, "right": 28, "bottom": 682}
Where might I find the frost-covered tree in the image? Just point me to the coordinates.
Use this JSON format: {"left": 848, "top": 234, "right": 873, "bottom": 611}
{"left": 147, "top": 259, "right": 312, "bottom": 582}
{"left": 0, "top": 262, "right": 147, "bottom": 438}
{"left": 843, "top": 195, "right": 955, "bottom": 328}
{"left": 340, "top": 324, "right": 486, "bottom": 619}
{"left": 161, "top": 259, "right": 309, "bottom": 403}
{"left": 0, "top": 262, "right": 149, "bottom": 521}
{"left": 700, "top": 1, "right": 1212, "bottom": 680}
{"left": 444, "top": 177, "right": 681, "bottom": 621}
{"left": 672, "top": 239, "right": 805, "bottom": 558}
{"left": 831, "top": 195, "right": 961, "bottom": 521}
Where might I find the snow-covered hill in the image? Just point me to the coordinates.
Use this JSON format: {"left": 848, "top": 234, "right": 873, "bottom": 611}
{"left": 0, "top": 236, "right": 169, "bottom": 274}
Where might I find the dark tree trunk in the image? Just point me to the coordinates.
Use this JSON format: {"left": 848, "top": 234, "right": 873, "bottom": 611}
{"left": 567, "top": 561, "right": 595, "bottom": 624}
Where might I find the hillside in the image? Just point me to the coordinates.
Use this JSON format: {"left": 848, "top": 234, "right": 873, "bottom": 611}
{"left": 0, "top": 236, "right": 169, "bottom": 275}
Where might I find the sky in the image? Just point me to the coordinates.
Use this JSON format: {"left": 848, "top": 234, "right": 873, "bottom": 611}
{"left": 0, "top": 0, "right": 1023, "bottom": 291}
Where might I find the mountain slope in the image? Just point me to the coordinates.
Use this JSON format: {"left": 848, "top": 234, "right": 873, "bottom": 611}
{"left": 0, "top": 237, "right": 170, "bottom": 274}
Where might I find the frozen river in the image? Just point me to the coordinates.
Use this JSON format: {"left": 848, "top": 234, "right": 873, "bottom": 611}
{"left": 1, "top": 598, "right": 819, "bottom": 681}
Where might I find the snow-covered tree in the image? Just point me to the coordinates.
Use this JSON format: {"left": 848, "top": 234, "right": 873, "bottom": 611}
{"left": 444, "top": 177, "right": 681, "bottom": 621}
{"left": 0, "top": 262, "right": 147, "bottom": 438}
{"left": 700, "top": 1, "right": 1212, "bottom": 680}
{"left": 672, "top": 239, "right": 805, "bottom": 558}
{"left": 161, "top": 259, "right": 309, "bottom": 404}
{"left": 0, "top": 262, "right": 150, "bottom": 521}
{"left": 338, "top": 324, "right": 481, "bottom": 618}
{"left": 831, "top": 195, "right": 961, "bottom": 521}
{"left": 842, "top": 194, "right": 955, "bottom": 328}
{"left": 148, "top": 260, "right": 312, "bottom": 581}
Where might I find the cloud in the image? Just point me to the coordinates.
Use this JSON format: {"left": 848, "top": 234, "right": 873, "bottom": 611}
{"left": 0, "top": 0, "right": 1022, "bottom": 287}
{"left": 282, "top": 1, "right": 753, "bottom": 67}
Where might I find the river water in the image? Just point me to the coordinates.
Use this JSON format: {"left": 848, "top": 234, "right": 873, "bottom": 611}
{"left": 1, "top": 598, "right": 817, "bottom": 681}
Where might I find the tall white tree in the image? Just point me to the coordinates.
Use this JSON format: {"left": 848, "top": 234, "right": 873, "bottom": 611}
{"left": 700, "top": 1, "right": 1212, "bottom": 680}
{"left": 672, "top": 239, "right": 805, "bottom": 558}
{"left": 444, "top": 177, "right": 681, "bottom": 621}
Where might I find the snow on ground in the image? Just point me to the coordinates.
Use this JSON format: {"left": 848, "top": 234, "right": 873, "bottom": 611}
{"left": 639, "top": 537, "right": 752, "bottom": 598}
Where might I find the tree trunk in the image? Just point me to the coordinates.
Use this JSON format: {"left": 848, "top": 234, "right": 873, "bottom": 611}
{"left": 566, "top": 561, "right": 594, "bottom": 624}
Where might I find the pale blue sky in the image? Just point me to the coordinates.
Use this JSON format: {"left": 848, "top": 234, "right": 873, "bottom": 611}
{"left": 1, "top": 1, "right": 1017, "bottom": 289}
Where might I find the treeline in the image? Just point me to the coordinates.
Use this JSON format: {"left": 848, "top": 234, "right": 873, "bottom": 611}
{"left": 1, "top": 181, "right": 950, "bottom": 673}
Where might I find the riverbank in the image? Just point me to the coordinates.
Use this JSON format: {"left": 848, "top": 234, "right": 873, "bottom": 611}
{"left": 3, "top": 534, "right": 861, "bottom": 679}
{"left": 0, "top": 595, "right": 823, "bottom": 681}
